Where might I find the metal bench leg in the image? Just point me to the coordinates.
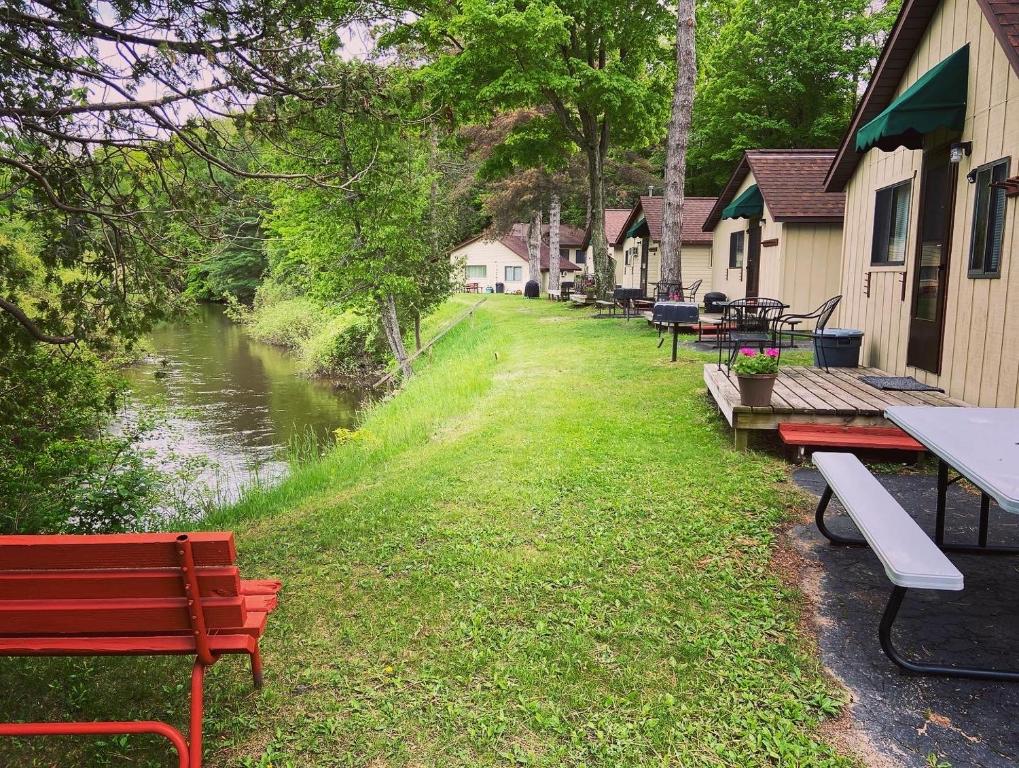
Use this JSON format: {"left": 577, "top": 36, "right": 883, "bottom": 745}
{"left": 250, "top": 647, "right": 264, "bottom": 689}
{"left": 879, "top": 586, "right": 1019, "bottom": 681}
{"left": 0, "top": 721, "right": 190, "bottom": 768}
{"left": 190, "top": 660, "right": 206, "bottom": 768}
{"left": 814, "top": 485, "right": 866, "bottom": 546}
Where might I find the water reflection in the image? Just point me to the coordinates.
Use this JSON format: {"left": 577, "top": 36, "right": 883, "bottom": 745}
{"left": 121, "top": 303, "right": 364, "bottom": 506}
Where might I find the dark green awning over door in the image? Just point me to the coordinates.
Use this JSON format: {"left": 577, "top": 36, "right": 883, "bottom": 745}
{"left": 625, "top": 217, "right": 647, "bottom": 238}
{"left": 855, "top": 45, "right": 969, "bottom": 153}
{"left": 721, "top": 184, "right": 763, "bottom": 220}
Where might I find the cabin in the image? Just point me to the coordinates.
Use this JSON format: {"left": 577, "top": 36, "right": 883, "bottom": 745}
{"left": 581, "top": 208, "right": 631, "bottom": 278}
{"left": 703, "top": 150, "right": 845, "bottom": 315}
{"left": 614, "top": 196, "right": 716, "bottom": 296}
{"left": 824, "top": 0, "right": 1019, "bottom": 408}
{"left": 450, "top": 226, "right": 582, "bottom": 293}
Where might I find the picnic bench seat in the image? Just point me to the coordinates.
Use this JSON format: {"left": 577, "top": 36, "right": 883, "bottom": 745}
{"left": 0, "top": 532, "right": 282, "bottom": 767}
{"left": 810, "top": 453, "right": 1006, "bottom": 680}
{"left": 779, "top": 423, "right": 925, "bottom": 461}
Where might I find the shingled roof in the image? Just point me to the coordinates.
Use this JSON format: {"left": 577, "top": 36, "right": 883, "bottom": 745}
{"left": 826, "top": 0, "right": 1019, "bottom": 191}
{"left": 504, "top": 225, "right": 581, "bottom": 271}
{"left": 703, "top": 150, "right": 845, "bottom": 232}
{"left": 618, "top": 196, "right": 717, "bottom": 245}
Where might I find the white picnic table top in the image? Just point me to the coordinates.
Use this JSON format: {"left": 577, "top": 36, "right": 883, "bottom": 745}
{"left": 885, "top": 406, "right": 1019, "bottom": 514}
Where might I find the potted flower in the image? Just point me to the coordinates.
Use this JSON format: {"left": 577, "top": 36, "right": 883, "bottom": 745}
{"left": 732, "top": 347, "right": 780, "bottom": 406}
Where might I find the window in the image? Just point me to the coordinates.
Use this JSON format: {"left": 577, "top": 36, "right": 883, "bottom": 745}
{"left": 465, "top": 265, "right": 487, "bottom": 279}
{"left": 505, "top": 265, "right": 523, "bottom": 282}
{"left": 871, "top": 181, "right": 912, "bottom": 265}
{"left": 969, "top": 158, "right": 1009, "bottom": 277}
{"left": 625, "top": 245, "right": 638, "bottom": 266}
{"left": 574, "top": 249, "right": 586, "bottom": 264}
{"left": 728, "top": 231, "right": 744, "bottom": 268}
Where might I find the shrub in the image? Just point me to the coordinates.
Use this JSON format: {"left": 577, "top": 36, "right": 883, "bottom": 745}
{"left": 0, "top": 342, "right": 158, "bottom": 534}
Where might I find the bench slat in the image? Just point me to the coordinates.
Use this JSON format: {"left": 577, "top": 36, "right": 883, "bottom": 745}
{"left": 0, "top": 567, "right": 241, "bottom": 600}
{"left": 0, "top": 596, "right": 246, "bottom": 635}
{"left": 0, "top": 533, "right": 236, "bottom": 570}
{"left": 813, "top": 452, "right": 963, "bottom": 591}
{"left": 0, "top": 633, "right": 258, "bottom": 656}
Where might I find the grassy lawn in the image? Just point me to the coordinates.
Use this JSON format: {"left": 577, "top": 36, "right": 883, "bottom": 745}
{"left": 0, "top": 295, "right": 851, "bottom": 767}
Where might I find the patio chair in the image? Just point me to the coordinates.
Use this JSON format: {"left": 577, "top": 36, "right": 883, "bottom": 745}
{"left": 717, "top": 297, "right": 787, "bottom": 375}
{"left": 775, "top": 295, "right": 842, "bottom": 371}
{"left": 654, "top": 281, "right": 683, "bottom": 302}
{"left": 682, "top": 279, "right": 703, "bottom": 304}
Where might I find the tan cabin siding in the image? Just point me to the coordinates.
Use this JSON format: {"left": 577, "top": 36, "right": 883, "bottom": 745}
{"left": 450, "top": 240, "right": 527, "bottom": 292}
{"left": 779, "top": 224, "right": 844, "bottom": 316}
{"left": 839, "top": 0, "right": 1019, "bottom": 406}
{"left": 711, "top": 175, "right": 762, "bottom": 301}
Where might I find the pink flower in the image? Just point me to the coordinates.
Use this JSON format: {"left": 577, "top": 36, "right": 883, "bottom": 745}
{"left": 764, "top": 348, "right": 780, "bottom": 358}
{"left": 739, "top": 347, "right": 756, "bottom": 357}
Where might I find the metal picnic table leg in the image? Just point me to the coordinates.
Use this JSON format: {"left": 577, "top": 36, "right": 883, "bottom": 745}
{"left": 880, "top": 586, "right": 1019, "bottom": 681}
{"left": 933, "top": 460, "right": 1019, "bottom": 555}
{"left": 936, "top": 459, "right": 948, "bottom": 546}
{"left": 672, "top": 326, "right": 679, "bottom": 362}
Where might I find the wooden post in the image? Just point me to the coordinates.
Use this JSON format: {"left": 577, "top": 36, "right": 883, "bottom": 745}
{"left": 733, "top": 429, "right": 749, "bottom": 452}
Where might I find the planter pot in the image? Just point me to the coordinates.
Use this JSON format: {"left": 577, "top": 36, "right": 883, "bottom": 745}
{"left": 737, "top": 373, "right": 776, "bottom": 407}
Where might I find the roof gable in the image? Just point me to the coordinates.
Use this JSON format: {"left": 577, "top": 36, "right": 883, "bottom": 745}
{"left": 704, "top": 150, "right": 845, "bottom": 231}
{"left": 826, "top": 0, "right": 1019, "bottom": 191}
{"left": 618, "top": 196, "right": 717, "bottom": 246}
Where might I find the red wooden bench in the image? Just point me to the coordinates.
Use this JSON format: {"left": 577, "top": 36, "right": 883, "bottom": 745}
{"left": 0, "top": 532, "right": 281, "bottom": 768}
{"left": 778, "top": 423, "right": 926, "bottom": 461}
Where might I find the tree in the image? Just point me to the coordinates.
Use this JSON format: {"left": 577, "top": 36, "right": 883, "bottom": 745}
{"left": 548, "top": 193, "right": 562, "bottom": 293}
{"left": 687, "top": 0, "right": 899, "bottom": 194}
{"left": 260, "top": 63, "right": 454, "bottom": 380}
{"left": 659, "top": 0, "right": 697, "bottom": 288}
{"left": 0, "top": 0, "right": 348, "bottom": 346}
{"left": 526, "top": 210, "right": 542, "bottom": 286}
{"left": 387, "top": 0, "right": 674, "bottom": 297}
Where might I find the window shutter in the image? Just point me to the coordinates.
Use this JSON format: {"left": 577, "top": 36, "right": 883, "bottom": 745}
{"left": 989, "top": 164, "right": 1008, "bottom": 273}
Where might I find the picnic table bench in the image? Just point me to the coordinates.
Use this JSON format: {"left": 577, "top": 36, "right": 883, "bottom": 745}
{"left": 812, "top": 453, "right": 1019, "bottom": 681}
{"left": 0, "top": 532, "right": 282, "bottom": 767}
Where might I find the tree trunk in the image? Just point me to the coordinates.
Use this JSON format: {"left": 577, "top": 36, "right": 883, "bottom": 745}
{"left": 414, "top": 310, "right": 422, "bottom": 351}
{"left": 548, "top": 193, "right": 561, "bottom": 292}
{"left": 526, "top": 209, "right": 542, "bottom": 289}
{"left": 659, "top": 0, "right": 697, "bottom": 294}
{"left": 586, "top": 145, "right": 612, "bottom": 298}
{"left": 379, "top": 293, "right": 413, "bottom": 380}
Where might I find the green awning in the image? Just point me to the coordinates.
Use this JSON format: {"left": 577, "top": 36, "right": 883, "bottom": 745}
{"left": 855, "top": 45, "right": 969, "bottom": 153}
{"left": 625, "top": 217, "right": 647, "bottom": 238}
{"left": 721, "top": 184, "right": 763, "bottom": 220}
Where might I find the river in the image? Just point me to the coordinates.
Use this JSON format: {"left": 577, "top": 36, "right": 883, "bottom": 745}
{"left": 121, "top": 304, "right": 365, "bottom": 509}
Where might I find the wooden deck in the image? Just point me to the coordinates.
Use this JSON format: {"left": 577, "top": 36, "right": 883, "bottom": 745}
{"left": 703, "top": 365, "right": 969, "bottom": 450}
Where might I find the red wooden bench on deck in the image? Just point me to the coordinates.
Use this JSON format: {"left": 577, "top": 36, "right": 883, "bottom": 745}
{"left": 0, "top": 532, "right": 281, "bottom": 768}
{"left": 778, "top": 423, "right": 926, "bottom": 462}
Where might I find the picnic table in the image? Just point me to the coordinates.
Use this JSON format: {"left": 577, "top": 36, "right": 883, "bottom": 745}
{"left": 814, "top": 407, "right": 1019, "bottom": 682}
{"left": 885, "top": 406, "right": 1019, "bottom": 550}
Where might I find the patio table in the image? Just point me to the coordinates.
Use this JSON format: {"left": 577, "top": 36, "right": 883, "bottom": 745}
{"left": 885, "top": 406, "right": 1019, "bottom": 551}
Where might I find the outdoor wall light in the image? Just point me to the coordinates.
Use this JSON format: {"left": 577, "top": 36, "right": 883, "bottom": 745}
{"left": 949, "top": 141, "right": 972, "bottom": 164}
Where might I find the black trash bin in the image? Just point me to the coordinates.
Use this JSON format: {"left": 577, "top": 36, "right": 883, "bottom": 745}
{"left": 524, "top": 280, "right": 540, "bottom": 299}
{"left": 704, "top": 292, "right": 727, "bottom": 313}
{"left": 813, "top": 329, "right": 863, "bottom": 368}
{"left": 495, "top": 282, "right": 505, "bottom": 294}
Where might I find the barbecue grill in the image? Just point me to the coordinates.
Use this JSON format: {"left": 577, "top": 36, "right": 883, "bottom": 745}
{"left": 651, "top": 301, "right": 699, "bottom": 361}
{"left": 652, "top": 301, "right": 699, "bottom": 325}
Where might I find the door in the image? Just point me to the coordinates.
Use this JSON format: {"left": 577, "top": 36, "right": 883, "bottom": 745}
{"left": 907, "top": 144, "right": 957, "bottom": 373}
{"left": 745, "top": 219, "right": 762, "bottom": 297}
{"left": 640, "top": 237, "right": 649, "bottom": 295}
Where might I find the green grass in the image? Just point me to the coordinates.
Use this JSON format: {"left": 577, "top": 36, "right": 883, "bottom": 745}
{"left": 0, "top": 296, "right": 851, "bottom": 767}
